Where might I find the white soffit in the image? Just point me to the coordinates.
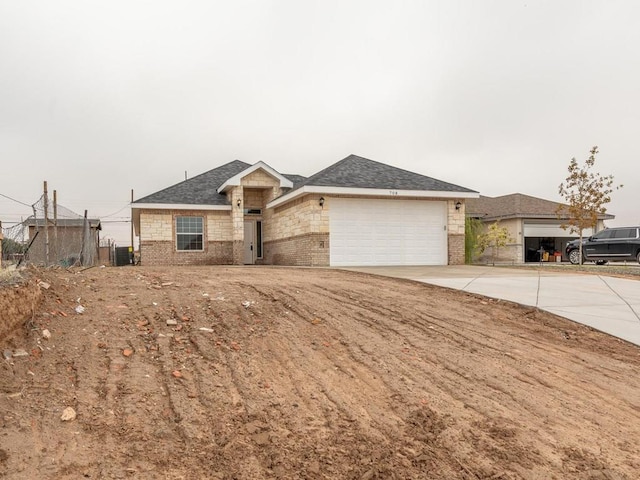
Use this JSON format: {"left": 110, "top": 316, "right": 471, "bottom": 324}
{"left": 267, "top": 185, "right": 479, "bottom": 208}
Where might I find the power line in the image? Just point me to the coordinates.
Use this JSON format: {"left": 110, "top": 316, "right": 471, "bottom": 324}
{"left": 101, "top": 203, "right": 132, "bottom": 218}
{"left": 0, "top": 192, "right": 33, "bottom": 208}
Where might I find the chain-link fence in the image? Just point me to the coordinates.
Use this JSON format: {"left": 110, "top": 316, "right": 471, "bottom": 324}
{"left": 1, "top": 194, "right": 101, "bottom": 268}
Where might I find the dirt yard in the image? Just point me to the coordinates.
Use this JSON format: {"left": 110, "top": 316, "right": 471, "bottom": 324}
{"left": 1, "top": 266, "right": 639, "bottom": 479}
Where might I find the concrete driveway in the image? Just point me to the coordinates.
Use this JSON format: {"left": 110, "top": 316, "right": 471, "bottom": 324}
{"left": 342, "top": 265, "right": 640, "bottom": 347}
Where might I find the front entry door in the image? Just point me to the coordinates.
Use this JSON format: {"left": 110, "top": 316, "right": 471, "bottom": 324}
{"left": 243, "top": 221, "right": 255, "bottom": 264}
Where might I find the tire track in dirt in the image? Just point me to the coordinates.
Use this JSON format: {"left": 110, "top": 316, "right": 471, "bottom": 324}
{"left": 193, "top": 280, "right": 462, "bottom": 477}
{"left": 240, "top": 280, "right": 550, "bottom": 477}
{"left": 204, "top": 299, "right": 398, "bottom": 474}
{"left": 264, "top": 274, "right": 640, "bottom": 478}
{"left": 195, "top": 272, "right": 640, "bottom": 478}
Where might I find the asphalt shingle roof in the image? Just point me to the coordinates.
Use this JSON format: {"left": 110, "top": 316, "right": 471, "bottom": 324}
{"left": 134, "top": 154, "right": 476, "bottom": 206}
{"left": 293, "top": 154, "right": 477, "bottom": 193}
{"left": 281, "top": 174, "right": 308, "bottom": 189}
{"left": 134, "top": 160, "right": 252, "bottom": 205}
{"left": 466, "top": 193, "right": 614, "bottom": 220}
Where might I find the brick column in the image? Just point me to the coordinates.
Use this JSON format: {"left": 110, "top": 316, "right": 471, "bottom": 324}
{"left": 447, "top": 200, "right": 466, "bottom": 265}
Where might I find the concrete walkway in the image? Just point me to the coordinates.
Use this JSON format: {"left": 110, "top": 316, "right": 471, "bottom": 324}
{"left": 342, "top": 265, "right": 640, "bottom": 347}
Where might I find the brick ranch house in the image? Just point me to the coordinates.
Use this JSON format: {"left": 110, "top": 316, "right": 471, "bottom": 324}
{"left": 131, "top": 154, "right": 479, "bottom": 267}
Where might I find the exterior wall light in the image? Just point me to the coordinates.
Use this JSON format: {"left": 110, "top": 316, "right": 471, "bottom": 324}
{"left": 319, "top": 197, "right": 325, "bottom": 207}
{"left": 455, "top": 201, "right": 462, "bottom": 211}
{"left": 237, "top": 199, "right": 241, "bottom": 208}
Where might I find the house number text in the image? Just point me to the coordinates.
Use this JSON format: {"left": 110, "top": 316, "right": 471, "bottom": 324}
{"left": 389, "top": 190, "right": 398, "bottom": 195}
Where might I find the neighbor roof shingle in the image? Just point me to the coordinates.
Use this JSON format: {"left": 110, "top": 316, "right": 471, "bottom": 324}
{"left": 25, "top": 218, "right": 102, "bottom": 229}
{"left": 466, "top": 193, "right": 614, "bottom": 220}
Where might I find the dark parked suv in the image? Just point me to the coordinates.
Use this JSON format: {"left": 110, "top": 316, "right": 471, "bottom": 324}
{"left": 565, "top": 226, "right": 640, "bottom": 264}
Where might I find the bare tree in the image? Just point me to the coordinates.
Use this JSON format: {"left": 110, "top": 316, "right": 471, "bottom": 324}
{"left": 557, "top": 146, "right": 622, "bottom": 265}
{"left": 477, "top": 221, "right": 513, "bottom": 265}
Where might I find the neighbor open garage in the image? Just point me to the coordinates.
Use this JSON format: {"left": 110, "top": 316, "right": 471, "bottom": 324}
{"left": 329, "top": 197, "right": 447, "bottom": 266}
{"left": 523, "top": 221, "right": 592, "bottom": 262}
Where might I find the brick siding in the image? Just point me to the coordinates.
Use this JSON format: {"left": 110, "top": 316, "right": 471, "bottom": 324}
{"left": 140, "top": 240, "right": 233, "bottom": 265}
{"left": 264, "top": 233, "right": 330, "bottom": 266}
{"left": 447, "top": 234, "right": 465, "bottom": 265}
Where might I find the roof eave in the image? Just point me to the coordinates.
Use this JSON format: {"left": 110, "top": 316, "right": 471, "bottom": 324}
{"left": 267, "top": 186, "right": 479, "bottom": 209}
{"left": 131, "top": 203, "right": 231, "bottom": 211}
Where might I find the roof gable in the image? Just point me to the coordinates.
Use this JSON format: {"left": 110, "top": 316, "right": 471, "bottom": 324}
{"left": 134, "top": 160, "right": 250, "bottom": 206}
{"left": 217, "top": 161, "right": 293, "bottom": 193}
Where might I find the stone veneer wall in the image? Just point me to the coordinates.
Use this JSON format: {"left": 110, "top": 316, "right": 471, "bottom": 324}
{"left": 139, "top": 209, "right": 233, "bottom": 265}
{"left": 266, "top": 196, "right": 328, "bottom": 239}
{"left": 263, "top": 194, "right": 329, "bottom": 266}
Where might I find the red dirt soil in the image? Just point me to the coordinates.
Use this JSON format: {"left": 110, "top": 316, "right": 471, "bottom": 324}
{"left": 1, "top": 266, "right": 639, "bottom": 479}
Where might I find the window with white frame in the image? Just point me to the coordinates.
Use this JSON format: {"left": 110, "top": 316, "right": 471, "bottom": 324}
{"left": 176, "top": 216, "right": 203, "bottom": 251}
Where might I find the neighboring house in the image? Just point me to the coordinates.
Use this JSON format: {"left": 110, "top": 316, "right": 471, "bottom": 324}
{"left": 466, "top": 193, "right": 614, "bottom": 263}
{"left": 132, "top": 154, "right": 479, "bottom": 267}
{"left": 24, "top": 217, "right": 102, "bottom": 266}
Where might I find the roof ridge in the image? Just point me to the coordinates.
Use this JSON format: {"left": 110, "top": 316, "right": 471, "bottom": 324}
{"left": 294, "top": 154, "right": 476, "bottom": 192}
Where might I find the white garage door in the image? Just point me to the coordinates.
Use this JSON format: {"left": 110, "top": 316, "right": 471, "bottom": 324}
{"left": 329, "top": 198, "right": 447, "bottom": 266}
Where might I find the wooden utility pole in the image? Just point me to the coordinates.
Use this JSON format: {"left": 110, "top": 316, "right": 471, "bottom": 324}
{"left": 53, "top": 189, "right": 58, "bottom": 264}
{"left": 80, "top": 209, "right": 88, "bottom": 266}
{"left": 130, "top": 189, "right": 134, "bottom": 264}
{"left": 43, "top": 181, "right": 49, "bottom": 266}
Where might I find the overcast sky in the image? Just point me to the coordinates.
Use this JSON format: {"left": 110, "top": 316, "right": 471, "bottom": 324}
{"left": 1, "top": 1, "right": 638, "bottom": 245}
